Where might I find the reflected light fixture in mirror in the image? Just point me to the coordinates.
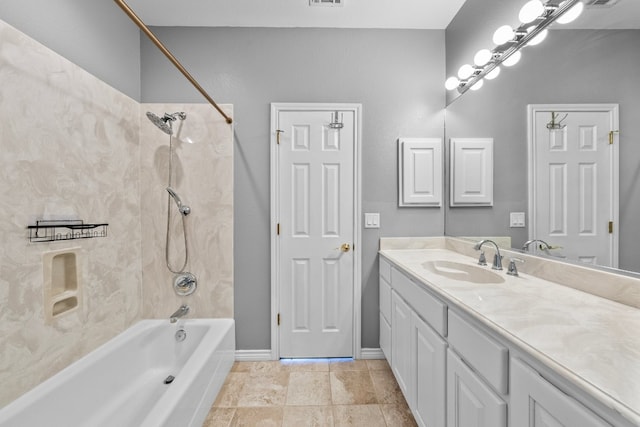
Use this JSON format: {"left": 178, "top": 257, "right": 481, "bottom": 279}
{"left": 445, "top": 0, "right": 585, "bottom": 94}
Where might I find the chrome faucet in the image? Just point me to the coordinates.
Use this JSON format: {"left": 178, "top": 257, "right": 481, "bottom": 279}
{"left": 170, "top": 304, "right": 190, "bottom": 323}
{"left": 522, "top": 239, "right": 551, "bottom": 252}
{"left": 474, "top": 239, "right": 503, "bottom": 270}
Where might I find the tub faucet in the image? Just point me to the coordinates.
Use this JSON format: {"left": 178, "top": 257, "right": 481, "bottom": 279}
{"left": 474, "top": 239, "right": 503, "bottom": 270}
{"left": 522, "top": 239, "right": 551, "bottom": 252}
{"left": 170, "top": 304, "right": 190, "bottom": 323}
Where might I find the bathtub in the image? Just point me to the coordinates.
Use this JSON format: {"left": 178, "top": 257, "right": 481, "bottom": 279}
{"left": 0, "top": 318, "right": 235, "bottom": 427}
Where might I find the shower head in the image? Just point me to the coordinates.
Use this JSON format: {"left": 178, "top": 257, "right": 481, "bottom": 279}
{"left": 146, "top": 111, "right": 187, "bottom": 135}
{"left": 167, "top": 187, "right": 191, "bottom": 215}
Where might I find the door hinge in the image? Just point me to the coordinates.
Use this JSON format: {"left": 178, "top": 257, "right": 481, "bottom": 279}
{"left": 277, "top": 223, "right": 280, "bottom": 235}
{"left": 276, "top": 129, "right": 284, "bottom": 145}
{"left": 609, "top": 221, "right": 614, "bottom": 233}
{"left": 609, "top": 130, "right": 619, "bottom": 145}
{"left": 277, "top": 313, "right": 281, "bottom": 326}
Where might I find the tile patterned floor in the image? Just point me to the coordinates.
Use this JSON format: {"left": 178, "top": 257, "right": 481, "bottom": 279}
{"left": 204, "top": 359, "right": 418, "bottom": 427}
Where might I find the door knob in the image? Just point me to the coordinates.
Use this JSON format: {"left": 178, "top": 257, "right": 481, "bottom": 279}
{"left": 340, "top": 243, "right": 351, "bottom": 252}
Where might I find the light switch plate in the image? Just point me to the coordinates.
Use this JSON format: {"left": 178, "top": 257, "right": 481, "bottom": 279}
{"left": 364, "top": 213, "right": 380, "bottom": 229}
{"left": 510, "top": 212, "right": 526, "bottom": 228}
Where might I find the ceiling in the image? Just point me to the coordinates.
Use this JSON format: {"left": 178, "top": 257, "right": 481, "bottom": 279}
{"left": 125, "top": 0, "right": 640, "bottom": 30}
{"left": 124, "top": 0, "right": 468, "bottom": 29}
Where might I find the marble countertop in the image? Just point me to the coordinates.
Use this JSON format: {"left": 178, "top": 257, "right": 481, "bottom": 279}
{"left": 379, "top": 244, "right": 640, "bottom": 426}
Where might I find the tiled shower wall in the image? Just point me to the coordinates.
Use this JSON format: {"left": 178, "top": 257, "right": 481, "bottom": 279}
{"left": 139, "top": 103, "right": 233, "bottom": 320}
{"left": 0, "top": 19, "right": 234, "bottom": 407}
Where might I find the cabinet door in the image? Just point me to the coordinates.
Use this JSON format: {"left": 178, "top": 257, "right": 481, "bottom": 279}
{"left": 391, "top": 291, "right": 413, "bottom": 406}
{"left": 447, "top": 349, "right": 506, "bottom": 427}
{"left": 412, "top": 312, "right": 446, "bottom": 427}
{"left": 511, "top": 358, "right": 611, "bottom": 427}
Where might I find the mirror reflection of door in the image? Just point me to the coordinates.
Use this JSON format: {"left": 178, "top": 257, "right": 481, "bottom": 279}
{"left": 528, "top": 104, "right": 619, "bottom": 267}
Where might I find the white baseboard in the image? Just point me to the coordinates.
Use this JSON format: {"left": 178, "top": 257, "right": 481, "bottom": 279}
{"left": 359, "top": 348, "right": 385, "bottom": 360}
{"left": 235, "top": 349, "right": 274, "bottom": 361}
{"left": 235, "top": 348, "right": 384, "bottom": 361}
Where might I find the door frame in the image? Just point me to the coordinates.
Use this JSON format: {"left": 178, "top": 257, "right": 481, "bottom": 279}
{"left": 527, "top": 103, "right": 619, "bottom": 267}
{"left": 270, "top": 102, "right": 363, "bottom": 360}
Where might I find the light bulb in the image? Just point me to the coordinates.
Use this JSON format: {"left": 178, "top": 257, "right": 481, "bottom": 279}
{"left": 485, "top": 66, "right": 501, "bottom": 80}
{"left": 528, "top": 29, "right": 548, "bottom": 46}
{"left": 470, "top": 79, "right": 484, "bottom": 91}
{"left": 519, "top": 0, "right": 545, "bottom": 24}
{"left": 474, "top": 49, "right": 493, "bottom": 67}
{"left": 503, "top": 50, "right": 522, "bottom": 67}
{"left": 445, "top": 76, "right": 460, "bottom": 90}
{"left": 457, "top": 64, "right": 475, "bottom": 80}
{"left": 556, "top": 1, "right": 584, "bottom": 24}
{"left": 493, "top": 25, "right": 514, "bottom": 45}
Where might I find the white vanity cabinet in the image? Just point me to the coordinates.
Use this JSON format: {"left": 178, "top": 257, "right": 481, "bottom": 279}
{"left": 391, "top": 290, "right": 414, "bottom": 405}
{"left": 379, "top": 250, "right": 636, "bottom": 427}
{"left": 412, "top": 311, "right": 446, "bottom": 427}
{"left": 510, "top": 358, "right": 611, "bottom": 427}
{"left": 447, "top": 349, "right": 507, "bottom": 427}
{"left": 381, "top": 263, "right": 448, "bottom": 427}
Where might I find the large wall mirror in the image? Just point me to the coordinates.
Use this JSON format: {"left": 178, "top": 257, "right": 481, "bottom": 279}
{"left": 444, "top": 0, "right": 640, "bottom": 273}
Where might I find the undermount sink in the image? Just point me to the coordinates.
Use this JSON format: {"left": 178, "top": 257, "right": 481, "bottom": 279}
{"left": 422, "top": 260, "right": 505, "bottom": 284}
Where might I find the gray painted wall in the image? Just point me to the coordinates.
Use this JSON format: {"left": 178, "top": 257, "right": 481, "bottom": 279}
{"left": 0, "top": 0, "right": 141, "bottom": 99}
{"left": 445, "top": 29, "right": 640, "bottom": 272}
{"left": 140, "top": 27, "right": 446, "bottom": 349}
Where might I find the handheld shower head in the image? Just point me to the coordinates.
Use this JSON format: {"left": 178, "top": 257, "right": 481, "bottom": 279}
{"left": 167, "top": 187, "right": 191, "bottom": 215}
{"left": 146, "top": 111, "right": 187, "bottom": 135}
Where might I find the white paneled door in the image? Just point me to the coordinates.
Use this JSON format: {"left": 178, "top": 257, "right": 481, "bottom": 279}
{"left": 529, "top": 104, "right": 618, "bottom": 267}
{"left": 273, "top": 105, "right": 358, "bottom": 358}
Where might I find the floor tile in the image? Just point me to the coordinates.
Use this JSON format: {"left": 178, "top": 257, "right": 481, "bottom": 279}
{"left": 230, "top": 407, "right": 284, "bottom": 427}
{"left": 283, "top": 406, "right": 335, "bottom": 427}
{"left": 237, "top": 372, "right": 289, "bottom": 407}
{"left": 329, "top": 359, "right": 369, "bottom": 371}
{"left": 214, "top": 372, "right": 249, "bottom": 407}
{"left": 281, "top": 358, "right": 331, "bottom": 372}
{"left": 248, "top": 361, "right": 290, "bottom": 375}
{"left": 380, "top": 403, "right": 419, "bottom": 427}
{"left": 333, "top": 404, "right": 387, "bottom": 427}
{"left": 365, "top": 359, "right": 391, "bottom": 371}
{"left": 203, "top": 407, "right": 235, "bottom": 427}
{"left": 330, "top": 371, "right": 377, "bottom": 405}
{"left": 287, "top": 372, "right": 332, "bottom": 406}
{"left": 370, "top": 368, "right": 406, "bottom": 404}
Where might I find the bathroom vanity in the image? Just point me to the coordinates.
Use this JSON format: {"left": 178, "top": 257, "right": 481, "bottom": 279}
{"left": 379, "top": 237, "right": 640, "bottom": 427}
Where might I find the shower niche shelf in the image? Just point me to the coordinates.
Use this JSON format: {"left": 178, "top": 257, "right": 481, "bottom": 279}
{"left": 27, "top": 220, "right": 109, "bottom": 243}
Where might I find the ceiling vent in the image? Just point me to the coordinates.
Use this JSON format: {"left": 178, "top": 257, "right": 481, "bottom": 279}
{"left": 309, "top": 0, "right": 343, "bottom": 7}
{"left": 584, "top": 0, "right": 623, "bottom": 8}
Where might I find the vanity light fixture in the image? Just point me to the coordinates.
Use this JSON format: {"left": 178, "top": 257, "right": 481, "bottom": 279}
{"left": 445, "top": 0, "right": 584, "bottom": 94}
{"left": 502, "top": 50, "right": 522, "bottom": 67}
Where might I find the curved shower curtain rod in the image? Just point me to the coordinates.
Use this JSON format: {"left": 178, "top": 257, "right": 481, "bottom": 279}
{"left": 113, "top": 0, "right": 233, "bottom": 124}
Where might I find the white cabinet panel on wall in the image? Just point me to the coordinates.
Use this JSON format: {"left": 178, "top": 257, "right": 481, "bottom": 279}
{"left": 447, "top": 349, "right": 507, "bottom": 427}
{"left": 398, "top": 138, "right": 442, "bottom": 207}
{"left": 450, "top": 138, "right": 493, "bottom": 206}
{"left": 511, "top": 358, "right": 611, "bottom": 427}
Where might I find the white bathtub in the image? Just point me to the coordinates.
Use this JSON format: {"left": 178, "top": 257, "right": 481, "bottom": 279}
{"left": 0, "top": 318, "right": 235, "bottom": 427}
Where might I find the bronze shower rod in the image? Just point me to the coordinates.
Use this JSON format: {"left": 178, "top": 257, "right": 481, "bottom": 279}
{"left": 113, "top": 0, "right": 233, "bottom": 124}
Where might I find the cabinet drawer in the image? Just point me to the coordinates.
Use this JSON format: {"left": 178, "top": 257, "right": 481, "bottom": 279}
{"left": 391, "top": 267, "right": 447, "bottom": 336}
{"left": 379, "top": 257, "right": 391, "bottom": 283}
{"left": 380, "top": 315, "right": 391, "bottom": 363}
{"left": 448, "top": 310, "right": 508, "bottom": 394}
{"left": 379, "top": 275, "right": 392, "bottom": 323}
